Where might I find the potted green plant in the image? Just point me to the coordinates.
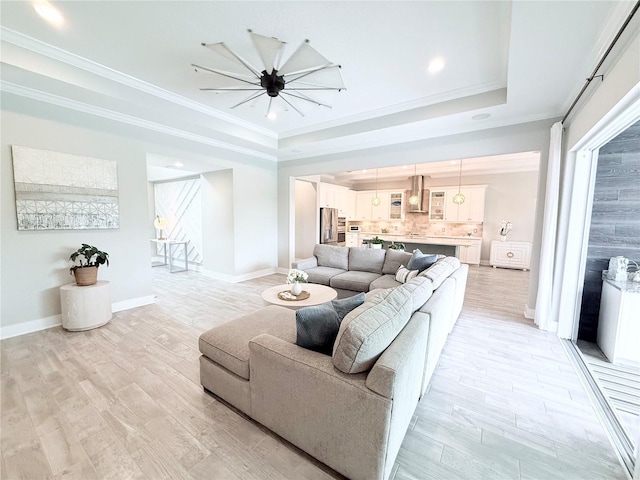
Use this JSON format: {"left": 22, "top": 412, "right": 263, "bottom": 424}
{"left": 370, "top": 236, "right": 384, "bottom": 249}
{"left": 69, "top": 244, "right": 109, "bottom": 286}
{"left": 388, "top": 242, "right": 406, "bottom": 251}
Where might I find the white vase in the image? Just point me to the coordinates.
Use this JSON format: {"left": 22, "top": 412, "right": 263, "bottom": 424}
{"left": 371, "top": 243, "right": 383, "bottom": 249}
{"left": 500, "top": 235, "right": 507, "bottom": 242}
{"left": 290, "top": 282, "right": 302, "bottom": 295}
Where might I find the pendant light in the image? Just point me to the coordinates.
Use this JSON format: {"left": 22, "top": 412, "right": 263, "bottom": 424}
{"left": 408, "top": 164, "right": 419, "bottom": 205}
{"left": 371, "top": 168, "right": 381, "bottom": 206}
{"left": 452, "top": 159, "right": 465, "bottom": 205}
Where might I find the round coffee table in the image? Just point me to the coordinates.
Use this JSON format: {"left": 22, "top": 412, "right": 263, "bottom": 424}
{"left": 262, "top": 283, "right": 337, "bottom": 309}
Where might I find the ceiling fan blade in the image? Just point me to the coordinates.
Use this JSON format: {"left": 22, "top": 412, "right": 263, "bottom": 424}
{"left": 202, "top": 42, "right": 262, "bottom": 78}
{"left": 278, "top": 40, "right": 333, "bottom": 76}
{"left": 230, "top": 90, "right": 267, "bottom": 109}
{"left": 285, "top": 64, "right": 345, "bottom": 90}
{"left": 281, "top": 91, "right": 332, "bottom": 109}
{"left": 278, "top": 94, "right": 305, "bottom": 117}
{"left": 192, "top": 64, "right": 259, "bottom": 86}
{"left": 200, "top": 88, "right": 264, "bottom": 91}
{"left": 249, "top": 30, "right": 286, "bottom": 73}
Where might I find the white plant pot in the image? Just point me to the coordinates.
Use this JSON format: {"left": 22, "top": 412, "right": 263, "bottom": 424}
{"left": 371, "top": 243, "right": 383, "bottom": 249}
{"left": 500, "top": 235, "right": 507, "bottom": 242}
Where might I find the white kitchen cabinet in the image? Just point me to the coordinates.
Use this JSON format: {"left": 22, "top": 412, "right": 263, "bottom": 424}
{"left": 355, "top": 192, "right": 373, "bottom": 220}
{"left": 345, "top": 232, "right": 359, "bottom": 248}
{"left": 445, "top": 186, "right": 487, "bottom": 222}
{"left": 429, "top": 191, "right": 446, "bottom": 221}
{"left": 389, "top": 192, "right": 404, "bottom": 220}
{"left": 490, "top": 240, "right": 531, "bottom": 270}
{"left": 345, "top": 190, "right": 357, "bottom": 219}
{"left": 318, "top": 183, "right": 351, "bottom": 217}
{"left": 457, "top": 240, "right": 481, "bottom": 265}
{"left": 370, "top": 192, "right": 390, "bottom": 220}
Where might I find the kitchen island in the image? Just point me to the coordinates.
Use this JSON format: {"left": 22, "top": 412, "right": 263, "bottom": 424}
{"left": 357, "top": 233, "right": 482, "bottom": 265}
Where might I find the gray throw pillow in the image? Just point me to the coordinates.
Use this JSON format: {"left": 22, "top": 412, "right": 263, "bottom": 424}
{"left": 296, "top": 293, "right": 365, "bottom": 355}
{"left": 332, "top": 292, "right": 365, "bottom": 321}
{"left": 296, "top": 304, "right": 340, "bottom": 355}
{"left": 407, "top": 249, "right": 440, "bottom": 273}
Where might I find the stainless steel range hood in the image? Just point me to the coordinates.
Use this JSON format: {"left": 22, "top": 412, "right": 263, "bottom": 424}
{"left": 407, "top": 175, "right": 428, "bottom": 213}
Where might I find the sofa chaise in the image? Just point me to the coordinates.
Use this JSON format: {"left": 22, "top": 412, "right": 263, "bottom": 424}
{"left": 197, "top": 254, "right": 468, "bottom": 479}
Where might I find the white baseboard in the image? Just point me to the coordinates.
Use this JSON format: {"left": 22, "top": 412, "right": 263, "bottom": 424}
{"left": 1, "top": 294, "right": 157, "bottom": 340}
{"left": 112, "top": 295, "right": 156, "bottom": 312}
{"left": 0, "top": 314, "right": 61, "bottom": 340}
{"left": 524, "top": 304, "right": 535, "bottom": 320}
{"left": 200, "top": 267, "right": 279, "bottom": 283}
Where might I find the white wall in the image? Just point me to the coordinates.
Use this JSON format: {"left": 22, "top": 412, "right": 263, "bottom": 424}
{"left": 294, "top": 180, "right": 318, "bottom": 259}
{"left": 201, "top": 169, "right": 235, "bottom": 276}
{"left": 1, "top": 109, "right": 153, "bottom": 332}
{"left": 1, "top": 93, "right": 279, "bottom": 336}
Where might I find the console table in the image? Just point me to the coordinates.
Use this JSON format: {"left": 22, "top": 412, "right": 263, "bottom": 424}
{"left": 489, "top": 240, "right": 532, "bottom": 271}
{"left": 151, "top": 239, "right": 189, "bottom": 272}
{"left": 60, "top": 280, "right": 112, "bottom": 331}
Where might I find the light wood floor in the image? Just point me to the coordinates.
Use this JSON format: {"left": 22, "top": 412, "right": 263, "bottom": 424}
{"left": 1, "top": 265, "right": 628, "bottom": 480}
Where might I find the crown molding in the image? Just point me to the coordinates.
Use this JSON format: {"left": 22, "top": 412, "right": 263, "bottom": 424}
{"left": 1, "top": 81, "right": 277, "bottom": 162}
{"left": 0, "top": 26, "right": 277, "bottom": 140}
{"left": 279, "top": 81, "right": 507, "bottom": 140}
{"left": 278, "top": 111, "right": 560, "bottom": 162}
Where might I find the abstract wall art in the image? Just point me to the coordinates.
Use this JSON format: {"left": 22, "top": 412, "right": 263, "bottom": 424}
{"left": 11, "top": 146, "right": 119, "bottom": 230}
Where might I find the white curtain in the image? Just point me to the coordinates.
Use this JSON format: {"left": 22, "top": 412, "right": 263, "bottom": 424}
{"left": 534, "top": 122, "right": 563, "bottom": 330}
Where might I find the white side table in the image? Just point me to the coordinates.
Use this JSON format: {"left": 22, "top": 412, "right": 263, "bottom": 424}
{"left": 60, "top": 280, "right": 112, "bottom": 331}
{"left": 150, "top": 239, "right": 189, "bottom": 272}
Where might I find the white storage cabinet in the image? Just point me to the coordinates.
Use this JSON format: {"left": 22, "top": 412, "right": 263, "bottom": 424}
{"left": 489, "top": 240, "right": 531, "bottom": 270}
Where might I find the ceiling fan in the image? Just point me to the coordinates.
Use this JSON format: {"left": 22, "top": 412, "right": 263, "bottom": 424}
{"left": 192, "top": 29, "right": 346, "bottom": 118}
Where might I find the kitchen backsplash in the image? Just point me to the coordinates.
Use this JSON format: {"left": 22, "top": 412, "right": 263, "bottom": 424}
{"left": 348, "top": 214, "right": 483, "bottom": 237}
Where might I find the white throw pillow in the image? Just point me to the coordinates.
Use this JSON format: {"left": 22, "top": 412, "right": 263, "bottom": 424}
{"left": 395, "top": 265, "right": 419, "bottom": 284}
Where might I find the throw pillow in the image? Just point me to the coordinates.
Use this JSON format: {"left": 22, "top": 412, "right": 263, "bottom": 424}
{"left": 295, "top": 304, "right": 341, "bottom": 355}
{"left": 331, "top": 292, "right": 365, "bottom": 321}
{"left": 395, "top": 265, "right": 419, "bottom": 283}
{"left": 407, "top": 249, "right": 440, "bottom": 273}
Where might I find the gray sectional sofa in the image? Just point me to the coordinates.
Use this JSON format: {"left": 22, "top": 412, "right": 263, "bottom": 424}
{"left": 197, "top": 249, "right": 468, "bottom": 480}
{"left": 293, "top": 243, "right": 443, "bottom": 297}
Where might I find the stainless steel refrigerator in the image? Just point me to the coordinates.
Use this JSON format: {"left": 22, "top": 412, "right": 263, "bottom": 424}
{"left": 319, "top": 207, "right": 339, "bottom": 245}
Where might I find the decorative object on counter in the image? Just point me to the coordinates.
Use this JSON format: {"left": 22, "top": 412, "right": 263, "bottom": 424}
{"left": 69, "top": 243, "right": 110, "bottom": 286}
{"left": 499, "top": 220, "right": 512, "bottom": 240}
{"left": 370, "top": 236, "right": 384, "bottom": 249}
{"left": 452, "top": 159, "right": 465, "bottom": 205}
{"left": 388, "top": 242, "right": 406, "bottom": 251}
{"left": 154, "top": 215, "right": 168, "bottom": 240}
{"left": 371, "top": 168, "right": 381, "bottom": 206}
{"left": 287, "top": 268, "right": 308, "bottom": 295}
{"left": 278, "top": 290, "right": 310, "bottom": 301}
{"left": 606, "top": 256, "right": 639, "bottom": 282}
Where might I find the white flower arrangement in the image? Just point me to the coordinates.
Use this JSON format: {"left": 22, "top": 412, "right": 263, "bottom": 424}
{"left": 499, "top": 220, "right": 513, "bottom": 236}
{"left": 286, "top": 269, "right": 308, "bottom": 284}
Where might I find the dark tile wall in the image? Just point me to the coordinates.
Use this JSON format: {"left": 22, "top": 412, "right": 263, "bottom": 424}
{"left": 578, "top": 120, "right": 640, "bottom": 342}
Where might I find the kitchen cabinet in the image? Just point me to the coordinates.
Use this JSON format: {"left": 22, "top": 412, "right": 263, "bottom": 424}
{"left": 355, "top": 192, "right": 373, "bottom": 220}
{"left": 445, "top": 186, "right": 487, "bottom": 222}
{"left": 370, "top": 192, "right": 390, "bottom": 220}
{"left": 345, "top": 190, "right": 357, "bottom": 219}
{"left": 318, "top": 183, "right": 351, "bottom": 217}
{"left": 457, "top": 240, "right": 481, "bottom": 265}
{"left": 389, "top": 192, "right": 404, "bottom": 220}
{"left": 490, "top": 240, "right": 531, "bottom": 270}
{"left": 345, "top": 232, "right": 360, "bottom": 247}
{"left": 429, "top": 191, "right": 446, "bottom": 221}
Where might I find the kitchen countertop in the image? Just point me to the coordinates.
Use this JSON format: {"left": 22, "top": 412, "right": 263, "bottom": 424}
{"left": 358, "top": 232, "right": 482, "bottom": 246}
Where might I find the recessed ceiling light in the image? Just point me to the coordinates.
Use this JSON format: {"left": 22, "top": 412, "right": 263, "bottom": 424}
{"left": 362, "top": 169, "right": 367, "bottom": 173}
{"left": 267, "top": 111, "right": 277, "bottom": 120}
{"left": 427, "top": 57, "right": 445, "bottom": 74}
{"left": 472, "top": 113, "right": 491, "bottom": 120}
{"left": 173, "top": 161, "right": 184, "bottom": 167}
{"left": 33, "top": 1, "right": 64, "bottom": 27}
